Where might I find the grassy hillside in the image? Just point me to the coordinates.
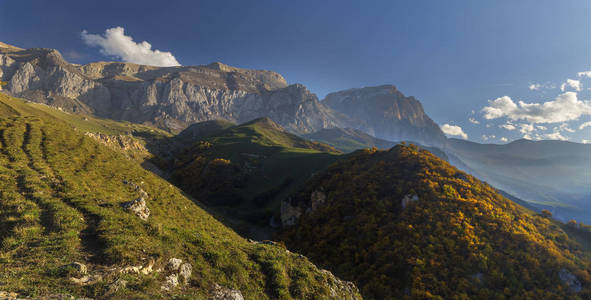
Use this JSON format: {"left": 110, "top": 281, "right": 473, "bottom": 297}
{"left": 280, "top": 144, "right": 591, "bottom": 299}
{"left": 161, "top": 117, "right": 342, "bottom": 232}
{"left": 0, "top": 93, "right": 360, "bottom": 299}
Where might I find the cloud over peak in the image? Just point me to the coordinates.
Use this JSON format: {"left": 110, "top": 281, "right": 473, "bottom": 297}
{"left": 440, "top": 124, "right": 468, "bottom": 139}
{"left": 81, "top": 27, "right": 180, "bottom": 67}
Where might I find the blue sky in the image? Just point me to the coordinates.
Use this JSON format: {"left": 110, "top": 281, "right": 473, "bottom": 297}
{"left": 2, "top": 0, "right": 591, "bottom": 143}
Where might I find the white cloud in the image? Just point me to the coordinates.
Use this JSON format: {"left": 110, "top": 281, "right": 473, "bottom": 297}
{"left": 579, "top": 121, "right": 591, "bottom": 130}
{"left": 499, "top": 123, "right": 516, "bottom": 131}
{"left": 559, "top": 123, "right": 575, "bottom": 133}
{"left": 578, "top": 71, "right": 591, "bottom": 78}
{"left": 468, "top": 117, "right": 480, "bottom": 124}
{"left": 518, "top": 123, "right": 535, "bottom": 134}
{"left": 529, "top": 83, "right": 542, "bottom": 91}
{"left": 482, "top": 92, "right": 591, "bottom": 124}
{"left": 560, "top": 79, "right": 582, "bottom": 92}
{"left": 440, "top": 124, "right": 468, "bottom": 139}
{"left": 81, "top": 27, "right": 180, "bottom": 67}
{"left": 481, "top": 134, "right": 496, "bottom": 141}
{"left": 544, "top": 129, "right": 568, "bottom": 141}
{"left": 536, "top": 125, "right": 547, "bottom": 130}
{"left": 500, "top": 137, "right": 508, "bottom": 142}
{"left": 582, "top": 139, "right": 591, "bottom": 144}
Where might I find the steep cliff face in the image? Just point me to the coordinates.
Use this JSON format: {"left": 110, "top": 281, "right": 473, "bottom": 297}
{"left": 322, "top": 85, "right": 447, "bottom": 145}
{"left": 0, "top": 45, "right": 344, "bottom": 133}
{"left": 1, "top": 44, "right": 445, "bottom": 146}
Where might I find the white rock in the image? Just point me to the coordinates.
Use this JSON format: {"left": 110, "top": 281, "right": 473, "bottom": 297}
{"left": 166, "top": 258, "right": 183, "bottom": 271}
{"left": 161, "top": 274, "right": 179, "bottom": 291}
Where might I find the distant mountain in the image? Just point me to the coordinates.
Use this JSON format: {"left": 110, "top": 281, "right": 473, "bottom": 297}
{"left": 0, "top": 44, "right": 346, "bottom": 133}
{"left": 322, "top": 85, "right": 447, "bottom": 146}
{"left": 1, "top": 43, "right": 446, "bottom": 149}
{"left": 446, "top": 138, "right": 591, "bottom": 222}
{"left": 280, "top": 144, "right": 591, "bottom": 298}
{"left": 303, "top": 127, "right": 396, "bottom": 152}
{"left": 0, "top": 93, "right": 360, "bottom": 299}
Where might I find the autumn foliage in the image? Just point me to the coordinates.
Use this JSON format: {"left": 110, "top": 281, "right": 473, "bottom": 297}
{"left": 280, "top": 144, "right": 591, "bottom": 299}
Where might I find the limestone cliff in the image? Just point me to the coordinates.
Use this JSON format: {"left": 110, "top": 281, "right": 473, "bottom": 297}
{"left": 0, "top": 45, "right": 344, "bottom": 133}
{"left": 1, "top": 43, "right": 444, "bottom": 147}
{"left": 322, "top": 85, "right": 447, "bottom": 145}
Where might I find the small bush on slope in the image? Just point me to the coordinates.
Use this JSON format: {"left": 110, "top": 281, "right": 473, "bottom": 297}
{"left": 280, "top": 144, "right": 591, "bottom": 299}
{"left": 0, "top": 93, "right": 360, "bottom": 299}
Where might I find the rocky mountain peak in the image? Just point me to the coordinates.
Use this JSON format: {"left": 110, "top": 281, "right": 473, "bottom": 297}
{"left": 0, "top": 44, "right": 446, "bottom": 146}
{"left": 322, "top": 85, "right": 446, "bottom": 145}
{"left": 0, "top": 41, "right": 23, "bottom": 51}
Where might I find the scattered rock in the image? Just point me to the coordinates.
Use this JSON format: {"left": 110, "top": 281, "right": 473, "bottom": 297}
{"left": 84, "top": 132, "right": 147, "bottom": 153}
{"left": 161, "top": 274, "right": 179, "bottom": 291}
{"left": 0, "top": 291, "right": 94, "bottom": 300}
{"left": 179, "top": 263, "right": 192, "bottom": 284}
{"left": 119, "top": 265, "right": 141, "bottom": 274}
{"left": 401, "top": 194, "right": 419, "bottom": 209}
{"left": 119, "top": 259, "right": 154, "bottom": 275}
{"left": 0, "top": 291, "right": 18, "bottom": 299}
{"left": 60, "top": 262, "right": 87, "bottom": 275}
{"left": 211, "top": 283, "right": 244, "bottom": 300}
{"left": 141, "top": 260, "right": 154, "bottom": 275}
{"left": 120, "top": 197, "right": 150, "bottom": 220}
{"left": 559, "top": 268, "right": 582, "bottom": 293}
{"left": 69, "top": 274, "right": 102, "bottom": 286}
{"left": 166, "top": 258, "right": 183, "bottom": 271}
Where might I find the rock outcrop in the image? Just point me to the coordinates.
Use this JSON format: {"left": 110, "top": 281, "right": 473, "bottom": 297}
{"left": 319, "top": 269, "right": 362, "bottom": 300}
{"left": 211, "top": 283, "right": 245, "bottom": 300}
{"left": 322, "top": 85, "right": 447, "bottom": 146}
{"left": 280, "top": 189, "right": 328, "bottom": 227}
{"left": 1, "top": 44, "right": 444, "bottom": 148}
{"left": 121, "top": 197, "right": 150, "bottom": 220}
{"left": 161, "top": 258, "right": 192, "bottom": 291}
{"left": 0, "top": 45, "right": 345, "bottom": 134}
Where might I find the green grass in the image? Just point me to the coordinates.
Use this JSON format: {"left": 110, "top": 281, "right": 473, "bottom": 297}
{"left": 0, "top": 93, "right": 360, "bottom": 299}
{"left": 166, "top": 117, "right": 343, "bottom": 228}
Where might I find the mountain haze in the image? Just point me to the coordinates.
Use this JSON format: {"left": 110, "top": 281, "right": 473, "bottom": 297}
{"left": 280, "top": 144, "right": 591, "bottom": 299}
{"left": 446, "top": 138, "right": 591, "bottom": 223}
{"left": 322, "top": 85, "right": 447, "bottom": 146}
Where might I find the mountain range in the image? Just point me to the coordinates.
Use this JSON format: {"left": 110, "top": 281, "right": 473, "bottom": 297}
{"left": 446, "top": 138, "right": 591, "bottom": 223}
{"left": 0, "top": 44, "right": 445, "bottom": 146}
{"left": 2, "top": 41, "right": 591, "bottom": 299}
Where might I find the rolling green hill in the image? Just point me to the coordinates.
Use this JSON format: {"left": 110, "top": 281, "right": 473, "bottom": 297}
{"left": 160, "top": 118, "right": 342, "bottom": 233}
{"left": 280, "top": 144, "right": 591, "bottom": 299}
{"left": 0, "top": 93, "right": 361, "bottom": 299}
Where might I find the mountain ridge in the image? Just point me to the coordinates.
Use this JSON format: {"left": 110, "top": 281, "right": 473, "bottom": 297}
{"left": 0, "top": 43, "right": 445, "bottom": 148}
